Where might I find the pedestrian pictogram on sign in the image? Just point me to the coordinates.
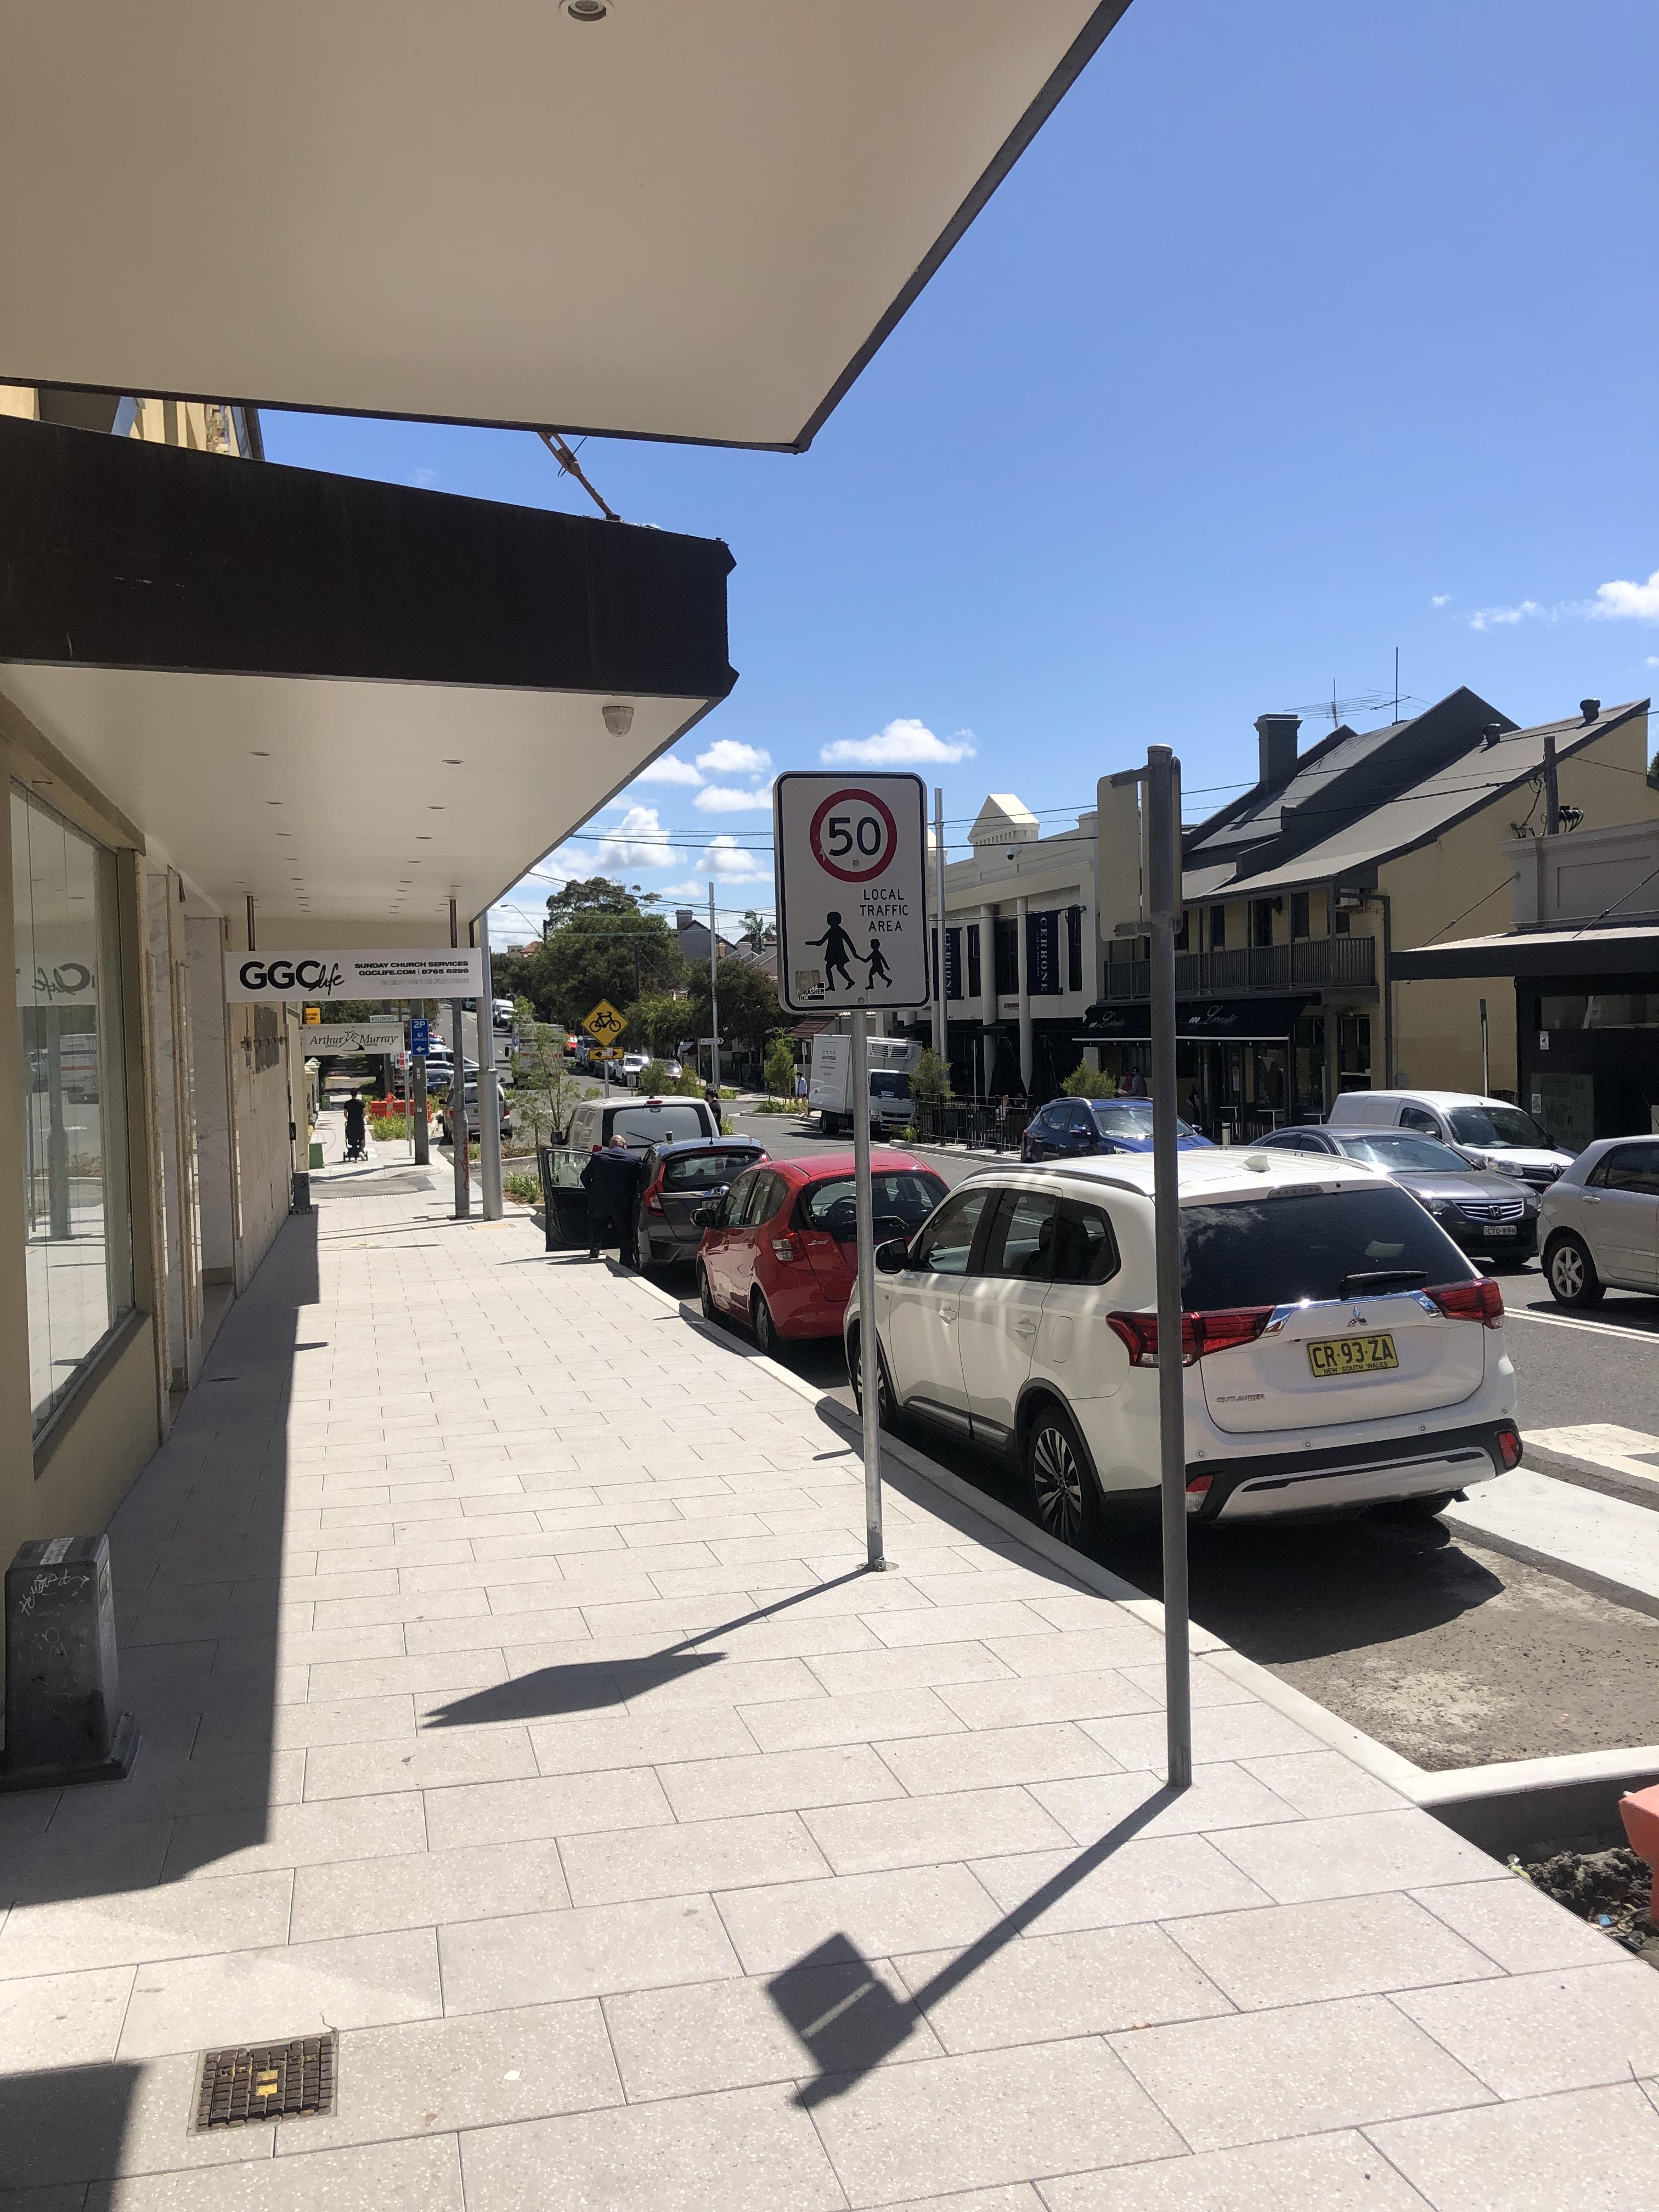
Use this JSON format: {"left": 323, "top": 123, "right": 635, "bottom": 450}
{"left": 582, "top": 1000, "right": 628, "bottom": 1045}
{"left": 772, "top": 774, "right": 929, "bottom": 1013}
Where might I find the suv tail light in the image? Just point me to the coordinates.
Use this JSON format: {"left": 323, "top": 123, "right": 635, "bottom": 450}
{"left": 1496, "top": 1423, "right": 1523, "bottom": 1469}
{"left": 1185, "top": 1471, "right": 1214, "bottom": 1512}
{"left": 1107, "top": 1307, "right": 1274, "bottom": 1367}
{"left": 1427, "top": 1278, "right": 1504, "bottom": 1328}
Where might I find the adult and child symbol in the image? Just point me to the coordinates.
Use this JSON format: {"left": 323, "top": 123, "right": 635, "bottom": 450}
{"left": 806, "top": 910, "right": 893, "bottom": 992}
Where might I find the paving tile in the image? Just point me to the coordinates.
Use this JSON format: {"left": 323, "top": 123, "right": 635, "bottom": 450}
{"left": 290, "top": 1838, "right": 570, "bottom": 1941}
{"left": 98, "top": 2132, "right": 465, "bottom": 2210}
{"left": 303, "top": 1650, "right": 510, "bottom": 1701}
{"left": 807, "top": 1644, "right": 1016, "bottom": 1696}
{"left": 892, "top": 1921, "right": 1232, "bottom": 2052}
{"left": 0, "top": 1965, "right": 134, "bottom": 2068}
{"left": 1114, "top": 1658, "right": 1261, "bottom": 1708}
{"left": 1367, "top": 2080, "right": 1659, "bottom": 2210}
{"left": 658, "top": 1744, "right": 903, "bottom": 1821}
{"left": 560, "top": 1811, "right": 830, "bottom": 1905}
{"left": 1409, "top": 1875, "right": 1628, "bottom": 1972}
{"left": 1107, "top": 1993, "right": 1490, "bottom": 2151}
{"left": 115, "top": 1927, "right": 441, "bottom": 2058}
{"left": 874, "top": 1724, "right": 1120, "bottom": 1797}
{"left": 1077, "top": 1702, "right": 1324, "bottom": 1769}
{"left": 968, "top": 1833, "right": 1273, "bottom": 1935}
{"left": 274, "top": 1999, "right": 621, "bottom": 2153}
{"left": 715, "top": 1863, "right": 1007, "bottom": 1975}
{"left": 981, "top": 1623, "right": 1167, "bottom": 1677}
{"left": 1236, "top": 1748, "right": 1409, "bottom": 1816}
{"left": 1392, "top": 1960, "right": 1659, "bottom": 2097}
{"left": 804, "top": 1786, "right": 1074, "bottom": 1875}
{"left": 870, "top": 1602, "right": 1058, "bottom": 1649}
{"left": 422, "top": 1764, "right": 672, "bottom": 1849}
{"left": 740, "top": 1688, "right": 967, "bottom": 1753}
{"left": 402, "top": 1609, "right": 588, "bottom": 1655}
{"left": 934, "top": 1674, "right": 1158, "bottom": 1732}
{"left": 459, "top": 2080, "right": 843, "bottom": 2212}
{"left": 853, "top": 2193, "right": 1044, "bottom": 2212}
{"left": 1163, "top": 1892, "right": 1503, "bottom": 2010}
{"left": 603, "top": 1959, "right": 944, "bottom": 2098}
{"left": 1029, "top": 1764, "right": 1304, "bottom": 1844}
{"left": 0, "top": 1871, "right": 293, "bottom": 1978}
{"left": 438, "top": 1894, "right": 741, "bottom": 2012}
{"left": 807, "top": 2038, "right": 1183, "bottom": 2205}
{"left": 162, "top": 1793, "right": 427, "bottom": 1879}
{"left": 302, "top": 1728, "right": 538, "bottom": 1798}
{"left": 527, "top": 1706, "right": 757, "bottom": 1774}
{"left": 1209, "top": 1809, "right": 1507, "bottom": 1904}
{"left": 206, "top": 1693, "right": 415, "bottom": 1753}
{"left": 1038, "top": 2130, "right": 1434, "bottom": 2210}
{"left": 6, "top": 2049, "right": 279, "bottom": 2187}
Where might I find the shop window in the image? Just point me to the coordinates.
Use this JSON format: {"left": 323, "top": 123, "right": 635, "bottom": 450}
{"left": 1209, "top": 904, "right": 1226, "bottom": 950}
{"left": 1290, "top": 890, "right": 1310, "bottom": 940}
{"left": 966, "top": 923, "right": 982, "bottom": 997}
{"left": 1065, "top": 906, "right": 1084, "bottom": 991}
{"left": 1540, "top": 993, "right": 1659, "bottom": 1030}
{"left": 12, "top": 783, "right": 134, "bottom": 1433}
{"left": 994, "top": 916, "right": 1018, "bottom": 996}
{"left": 1174, "top": 909, "right": 1190, "bottom": 952}
{"left": 1251, "top": 899, "right": 1274, "bottom": 948}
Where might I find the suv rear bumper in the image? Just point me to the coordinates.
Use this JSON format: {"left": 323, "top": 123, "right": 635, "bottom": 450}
{"left": 1190, "top": 1420, "right": 1520, "bottom": 1522}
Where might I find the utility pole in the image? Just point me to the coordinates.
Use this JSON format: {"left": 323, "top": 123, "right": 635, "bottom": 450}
{"left": 449, "top": 897, "right": 470, "bottom": 1220}
{"left": 1542, "top": 733, "right": 1560, "bottom": 836}
{"left": 707, "top": 883, "right": 719, "bottom": 1090}
{"left": 476, "top": 908, "right": 503, "bottom": 1220}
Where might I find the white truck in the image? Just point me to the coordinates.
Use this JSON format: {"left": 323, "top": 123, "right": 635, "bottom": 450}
{"left": 809, "top": 1032, "right": 917, "bottom": 1137}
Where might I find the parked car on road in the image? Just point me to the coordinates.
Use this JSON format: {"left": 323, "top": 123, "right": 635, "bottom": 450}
{"left": 695, "top": 1150, "right": 948, "bottom": 1353}
{"left": 1326, "top": 1089, "right": 1573, "bottom": 1192}
{"left": 1022, "top": 1097, "right": 1214, "bottom": 1163}
{"left": 633, "top": 1138, "right": 769, "bottom": 1272}
{"left": 565, "top": 1095, "right": 721, "bottom": 1153}
{"left": 1252, "top": 1126, "right": 1539, "bottom": 1268}
{"left": 620, "top": 1052, "right": 652, "bottom": 1087}
{"left": 844, "top": 1149, "right": 1521, "bottom": 1548}
{"left": 1539, "top": 1136, "right": 1659, "bottom": 1305}
{"left": 438, "top": 1081, "right": 513, "bottom": 1146}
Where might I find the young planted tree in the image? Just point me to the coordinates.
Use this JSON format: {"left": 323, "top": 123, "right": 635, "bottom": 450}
{"left": 763, "top": 1034, "right": 796, "bottom": 1102}
{"left": 910, "top": 1047, "right": 953, "bottom": 1107}
{"left": 1061, "top": 1060, "right": 1117, "bottom": 1098}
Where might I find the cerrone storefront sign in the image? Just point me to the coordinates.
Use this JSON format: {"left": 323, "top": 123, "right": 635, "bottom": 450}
{"left": 224, "top": 948, "right": 486, "bottom": 1003}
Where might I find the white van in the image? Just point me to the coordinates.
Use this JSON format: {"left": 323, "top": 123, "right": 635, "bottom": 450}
{"left": 1326, "top": 1090, "right": 1575, "bottom": 1192}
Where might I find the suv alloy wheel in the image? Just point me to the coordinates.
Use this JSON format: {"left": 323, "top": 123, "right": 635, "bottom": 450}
{"left": 1023, "top": 1399, "right": 1102, "bottom": 1550}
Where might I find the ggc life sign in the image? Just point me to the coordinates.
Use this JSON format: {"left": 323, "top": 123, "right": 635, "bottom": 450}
{"left": 772, "top": 774, "right": 929, "bottom": 1014}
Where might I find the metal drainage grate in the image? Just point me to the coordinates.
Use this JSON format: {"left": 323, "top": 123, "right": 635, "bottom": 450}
{"left": 194, "top": 2033, "right": 336, "bottom": 2130}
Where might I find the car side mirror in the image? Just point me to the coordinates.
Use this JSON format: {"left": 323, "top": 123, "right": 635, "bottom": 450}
{"left": 874, "top": 1238, "right": 911, "bottom": 1274}
{"left": 691, "top": 1204, "right": 718, "bottom": 1228}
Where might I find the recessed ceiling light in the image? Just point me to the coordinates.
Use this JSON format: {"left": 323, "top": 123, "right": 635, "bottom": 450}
{"left": 428, "top": 805, "right": 444, "bottom": 811}
{"left": 564, "top": 0, "right": 610, "bottom": 19}
{"left": 266, "top": 800, "right": 282, "bottom": 807}
{"left": 443, "top": 758, "right": 462, "bottom": 765}
{"left": 416, "top": 835, "right": 433, "bottom": 842}
{"left": 250, "top": 749, "right": 269, "bottom": 757}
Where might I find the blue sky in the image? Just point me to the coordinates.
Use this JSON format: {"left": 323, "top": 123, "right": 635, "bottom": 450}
{"left": 263, "top": 0, "right": 1657, "bottom": 947}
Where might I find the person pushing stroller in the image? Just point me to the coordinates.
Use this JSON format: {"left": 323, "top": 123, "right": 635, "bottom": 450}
{"left": 343, "top": 1091, "right": 369, "bottom": 1163}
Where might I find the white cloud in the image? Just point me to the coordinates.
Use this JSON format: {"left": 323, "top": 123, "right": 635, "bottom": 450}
{"left": 821, "top": 716, "right": 978, "bottom": 767}
{"left": 696, "top": 739, "right": 772, "bottom": 775}
{"left": 697, "top": 836, "right": 768, "bottom": 882}
{"left": 1431, "top": 594, "right": 1450, "bottom": 608}
{"left": 568, "top": 805, "right": 680, "bottom": 872}
{"left": 1468, "top": 600, "right": 1544, "bottom": 633}
{"left": 1646, "top": 656, "right": 1659, "bottom": 669}
{"left": 633, "top": 754, "right": 704, "bottom": 786}
{"left": 693, "top": 782, "right": 775, "bottom": 812}
{"left": 1589, "top": 568, "right": 1659, "bottom": 622}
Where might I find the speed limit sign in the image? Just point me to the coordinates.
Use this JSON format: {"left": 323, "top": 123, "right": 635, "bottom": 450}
{"left": 774, "top": 772, "right": 929, "bottom": 1012}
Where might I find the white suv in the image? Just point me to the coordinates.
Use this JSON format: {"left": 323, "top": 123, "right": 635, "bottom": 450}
{"left": 845, "top": 1149, "right": 1521, "bottom": 1548}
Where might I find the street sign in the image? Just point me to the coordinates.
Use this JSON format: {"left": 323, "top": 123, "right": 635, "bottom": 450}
{"left": 772, "top": 772, "right": 929, "bottom": 1013}
{"left": 409, "top": 1017, "right": 431, "bottom": 1056}
{"left": 298, "top": 1021, "right": 404, "bottom": 1054}
{"left": 303, "top": 1005, "right": 321, "bottom": 1024}
{"left": 583, "top": 1000, "right": 628, "bottom": 1045}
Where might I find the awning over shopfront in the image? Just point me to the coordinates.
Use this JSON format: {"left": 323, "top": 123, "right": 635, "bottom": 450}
{"left": 1079, "top": 996, "right": 1313, "bottom": 1044}
{"left": 0, "top": 419, "right": 733, "bottom": 939}
{"left": 1393, "top": 925, "right": 1659, "bottom": 982}
{"left": 0, "top": 2, "right": 1128, "bottom": 449}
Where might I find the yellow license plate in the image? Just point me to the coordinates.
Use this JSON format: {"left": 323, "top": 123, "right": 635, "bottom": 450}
{"left": 1308, "top": 1333, "right": 1398, "bottom": 1378}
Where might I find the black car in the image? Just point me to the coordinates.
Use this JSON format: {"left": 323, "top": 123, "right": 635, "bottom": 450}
{"left": 1254, "top": 1126, "right": 1540, "bottom": 1267}
{"left": 633, "top": 1138, "right": 769, "bottom": 1272}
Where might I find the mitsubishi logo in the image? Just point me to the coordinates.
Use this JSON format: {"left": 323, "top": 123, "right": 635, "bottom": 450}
{"left": 1347, "top": 1309, "right": 1368, "bottom": 1328}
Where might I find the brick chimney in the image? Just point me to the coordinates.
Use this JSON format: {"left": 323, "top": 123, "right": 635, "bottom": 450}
{"left": 1254, "top": 713, "right": 1301, "bottom": 789}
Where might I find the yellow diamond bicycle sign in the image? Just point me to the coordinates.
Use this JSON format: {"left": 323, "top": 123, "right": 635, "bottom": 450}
{"left": 582, "top": 999, "right": 628, "bottom": 1046}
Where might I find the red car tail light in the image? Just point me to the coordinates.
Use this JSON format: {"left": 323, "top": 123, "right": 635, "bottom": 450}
{"left": 1496, "top": 1423, "right": 1523, "bottom": 1469}
{"left": 1107, "top": 1308, "right": 1273, "bottom": 1367}
{"left": 1427, "top": 1278, "right": 1504, "bottom": 1328}
{"left": 1184, "top": 1472, "right": 1214, "bottom": 1512}
{"left": 771, "top": 1234, "right": 802, "bottom": 1262}
{"left": 641, "top": 1169, "right": 666, "bottom": 1215}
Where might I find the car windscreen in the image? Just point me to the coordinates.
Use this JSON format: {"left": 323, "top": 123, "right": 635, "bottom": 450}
{"left": 1336, "top": 1133, "right": 1471, "bottom": 1173}
{"left": 1092, "top": 1102, "right": 1197, "bottom": 1140}
{"left": 869, "top": 1073, "right": 911, "bottom": 1099}
{"left": 800, "top": 1171, "right": 946, "bottom": 1238}
{"left": 1447, "top": 1104, "right": 1551, "bottom": 1149}
{"left": 1181, "top": 1186, "right": 1473, "bottom": 1309}
{"left": 663, "top": 1148, "right": 763, "bottom": 1190}
{"left": 608, "top": 1104, "right": 710, "bottom": 1146}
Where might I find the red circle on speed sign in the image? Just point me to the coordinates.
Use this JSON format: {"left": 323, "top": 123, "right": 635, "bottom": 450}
{"left": 808, "top": 788, "right": 900, "bottom": 884}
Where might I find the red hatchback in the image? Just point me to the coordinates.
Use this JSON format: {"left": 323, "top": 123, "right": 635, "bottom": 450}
{"left": 694, "top": 1150, "right": 948, "bottom": 1356}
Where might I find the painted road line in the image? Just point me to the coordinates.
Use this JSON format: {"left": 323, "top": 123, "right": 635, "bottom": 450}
{"left": 1505, "top": 1306, "right": 1659, "bottom": 1347}
{"left": 1524, "top": 1424, "right": 1659, "bottom": 1492}
{"left": 1446, "top": 1469, "right": 1659, "bottom": 1616}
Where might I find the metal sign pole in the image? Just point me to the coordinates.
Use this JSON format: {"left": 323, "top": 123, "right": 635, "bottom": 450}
{"left": 850, "top": 1008, "right": 884, "bottom": 1568}
{"left": 476, "top": 909, "right": 504, "bottom": 1221}
{"left": 1146, "top": 743, "right": 1191, "bottom": 1791}
{"left": 449, "top": 898, "right": 470, "bottom": 1220}
{"left": 707, "top": 883, "right": 719, "bottom": 1092}
{"left": 933, "top": 785, "right": 946, "bottom": 1066}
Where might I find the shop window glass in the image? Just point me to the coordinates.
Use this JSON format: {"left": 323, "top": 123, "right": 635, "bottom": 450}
{"left": 1540, "top": 994, "right": 1659, "bottom": 1031}
{"left": 1208, "top": 905, "right": 1226, "bottom": 950}
{"left": 966, "top": 924, "right": 982, "bottom": 998}
{"left": 12, "top": 785, "right": 134, "bottom": 1431}
{"left": 1290, "top": 891, "right": 1310, "bottom": 940}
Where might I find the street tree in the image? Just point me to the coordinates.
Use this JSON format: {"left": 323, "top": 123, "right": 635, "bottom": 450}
{"left": 687, "top": 953, "right": 784, "bottom": 1054}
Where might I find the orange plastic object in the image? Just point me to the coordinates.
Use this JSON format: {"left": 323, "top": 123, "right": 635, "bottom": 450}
{"left": 1618, "top": 1783, "right": 1659, "bottom": 1918}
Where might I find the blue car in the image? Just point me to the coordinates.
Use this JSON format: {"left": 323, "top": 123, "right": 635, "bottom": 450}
{"left": 1021, "top": 1096, "right": 1215, "bottom": 1162}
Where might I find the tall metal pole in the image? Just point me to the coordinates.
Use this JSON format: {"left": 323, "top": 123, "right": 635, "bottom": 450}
{"left": 933, "top": 786, "right": 947, "bottom": 1071}
{"left": 449, "top": 898, "right": 470, "bottom": 1220}
{"left": 476, "top": 909, "right": 504, "bottom": 1220}
{"left": 707, "top": 883, "right": 719, "bottom": 1092}
{"left": 1542, "top": 732, "right": 1560, "bottom": 836}
{"left": 850, "top": 1008, "right": 885, "bottom": 1570}
{"left": 1146, "top": 744, "right": 1191, "bottom": 1791}
{"left": 1480, "top": 997, "right": 1489, "bottom": 1097}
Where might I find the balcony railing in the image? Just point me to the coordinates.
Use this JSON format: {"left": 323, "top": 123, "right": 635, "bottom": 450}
{"left": 1099, "top": 934, "right": 1376, "bottom": 1003}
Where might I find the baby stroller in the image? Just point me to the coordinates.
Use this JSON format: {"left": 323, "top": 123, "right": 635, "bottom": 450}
{"left": 343, "top": 1126, "right": 370, "bottom": 1164}
{"left": 343, "top": 1097, "right": 369, "bottom": 1163}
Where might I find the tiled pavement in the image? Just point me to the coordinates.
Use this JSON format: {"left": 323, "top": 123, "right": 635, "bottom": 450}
{"left": 4, "top": 1165, "right": 1659, "bottom": 2209}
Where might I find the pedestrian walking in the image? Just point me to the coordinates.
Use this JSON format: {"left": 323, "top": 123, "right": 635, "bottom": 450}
{"left": 1118, "top": 1063, "right": 1146, "bottom": 1099}
{"left": 580, "top": 1135, "right": 640, "bottom": 1263}
{"left": 703, "top": 1084, "right": 724, "bottom": 1134}
{"left": 343, "top": 1090, "right": 368, "bottom": 1162}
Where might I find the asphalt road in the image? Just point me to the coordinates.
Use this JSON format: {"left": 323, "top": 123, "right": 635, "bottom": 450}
{"left": 702, "top": 1107, "right": 1659, "bottom": 1771}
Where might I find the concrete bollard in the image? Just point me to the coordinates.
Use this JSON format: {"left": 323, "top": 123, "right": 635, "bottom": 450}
{"left": 1, "top": 1536, "right": 138, "bottom": 1792}
{"left": 1619, "top": 1783, "right": 1659, "bottom": 1922}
